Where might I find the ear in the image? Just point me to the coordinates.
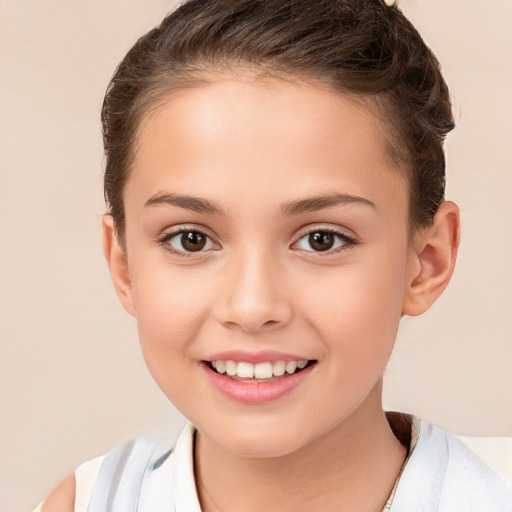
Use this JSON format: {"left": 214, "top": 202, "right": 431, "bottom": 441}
{"left": 102, "top": 215, "right": 136, "bottom": 316}
{"left": 402, "top": 201, "right": 460, "bottom": 316}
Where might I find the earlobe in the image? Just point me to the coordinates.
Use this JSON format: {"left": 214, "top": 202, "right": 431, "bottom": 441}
{"left": 402, "top": 201, "right": 460, "bottom": 316}
{"left": 101, "top": 215, "right": 136, "bottom": 316}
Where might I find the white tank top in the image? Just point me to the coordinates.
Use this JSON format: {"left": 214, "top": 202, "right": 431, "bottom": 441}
{"left": 54, "top": 416, "right": 512, "bottom": 511}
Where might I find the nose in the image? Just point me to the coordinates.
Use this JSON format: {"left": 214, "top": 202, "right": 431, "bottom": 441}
{"left": 214, "top": 249, "right": 293, "bottom": 333}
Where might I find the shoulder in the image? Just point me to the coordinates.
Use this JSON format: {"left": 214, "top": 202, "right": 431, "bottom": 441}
{"left": 437, "top": 426, "right": 512, "bottom": 511}
{"left": 393, "top": 417, "right": 512, "bottom": 512}
{"left": 35, "top": 425, "right": 198, "bottom": 512}
{"left": 37, "top": 435, "right": 180, "bottom": 512}
{"left": 76, "top": 436, "right": 178, "bottom": 511}
{"left": 40, "top": 473, "right": 75, "bottom": 512}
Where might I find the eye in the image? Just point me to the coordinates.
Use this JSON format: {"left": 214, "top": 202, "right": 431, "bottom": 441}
{"left": 162, "top": 230, "right": 216, "bottom": 253}
{"left": 295, "top": 230, "right": 354, "bottom": 252}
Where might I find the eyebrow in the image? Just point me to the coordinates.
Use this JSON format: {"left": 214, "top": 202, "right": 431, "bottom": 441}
{"left": 282, "top": 193, "right": 376, "bottom": 215}
{"left": 144, "top": 192, "right": 376, "bottom": 216}
{"left": 144, "top": 193, "right": 226, "bottom": 215}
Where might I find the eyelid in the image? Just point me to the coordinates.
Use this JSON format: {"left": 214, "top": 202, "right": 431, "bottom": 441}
{"left": 158, "top": 224, "right": 221, "bottom": 255}
{"left": 293, "top": 223, "right": 357, "bottom": 241}
{"left": 291, "top": 224, "right": 358, "bottom": 252}
{"left": 157, "top": 223, "right": 357, "bottom": 256}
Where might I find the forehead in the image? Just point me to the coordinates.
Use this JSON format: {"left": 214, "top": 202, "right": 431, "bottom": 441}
{"left": 127, "top": 75, "right": 407, "bottom": 218}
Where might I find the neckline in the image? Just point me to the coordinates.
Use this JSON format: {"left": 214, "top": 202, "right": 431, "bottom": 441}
{"left": 381, "top": 412, "right": 421, "bottom": 511}
{"left": 174, "top": 413, "right": 421, "bottom": 512}
{"left": 174, "top": 411, "right": 421, "bottom": 512}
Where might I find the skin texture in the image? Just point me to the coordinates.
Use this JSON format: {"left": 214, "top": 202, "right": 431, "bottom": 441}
{"left": 40, "top": 474, "right": 75, "bottom": 512}
{"left": 103, "top": 76, "right": 459, "bottom": 511}
{"left": 44, "top": 75, "right": 459, "bottom": 511}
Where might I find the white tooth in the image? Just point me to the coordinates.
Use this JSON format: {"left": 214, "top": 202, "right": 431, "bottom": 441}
{"left": 285, "top": 361, "right": 298, "bottom": 374}
{"left": 236, "top": 362, "right": 254, "bottom": 378}
{"left": 297, "top": 360, "right": 308, "bottom": 369}
{"left": 225, "top": 360, "right": 237, "bottom": 376}
{"left": 254, "top": 362, "right": 273, "bottom": 379}
{"left": 273, "top": 361, "right": 286, "bottom": 376}
{"left": 215, "top": 360, "right": 226, "bottom": 374}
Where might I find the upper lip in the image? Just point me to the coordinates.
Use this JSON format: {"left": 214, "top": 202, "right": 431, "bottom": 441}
{"left": 204, "top": 350, "right": 314, "bottom": 364}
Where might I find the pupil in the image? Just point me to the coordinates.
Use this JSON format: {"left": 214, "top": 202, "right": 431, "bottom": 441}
{"left": 309, "top": 231, "right": 334, "bottom": 251}
{"left": 182, "top": 231, "right": 206, "bottom": 251}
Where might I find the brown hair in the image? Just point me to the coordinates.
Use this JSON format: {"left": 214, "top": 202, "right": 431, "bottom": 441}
{"left": 102, "top": 0, "right": 454, "bottom": 238}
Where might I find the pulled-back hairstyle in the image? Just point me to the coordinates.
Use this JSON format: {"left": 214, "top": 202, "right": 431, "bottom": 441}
{"left": 102, "top": 0, "right": 454, "bottom": 238}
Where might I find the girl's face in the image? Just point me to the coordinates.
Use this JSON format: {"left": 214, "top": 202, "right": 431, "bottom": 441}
{"left": 116, "top": 76, "right": 418, "bottom": 457}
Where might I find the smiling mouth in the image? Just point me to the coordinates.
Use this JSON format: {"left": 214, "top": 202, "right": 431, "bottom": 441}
{"left": 204, "top": 359, "right": 317, "bottom": 382}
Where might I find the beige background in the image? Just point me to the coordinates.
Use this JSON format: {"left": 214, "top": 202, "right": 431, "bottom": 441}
{"left": 0, "top": 1, "right": 511, "bottom": 510}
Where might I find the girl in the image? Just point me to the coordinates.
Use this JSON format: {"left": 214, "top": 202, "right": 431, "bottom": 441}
{"left": 38, "top": 0, "right": 512, "bottom": 510}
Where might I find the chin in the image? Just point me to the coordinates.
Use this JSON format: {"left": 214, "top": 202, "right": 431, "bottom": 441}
{"left": 198, "top": 415, "right": 317, "bottom": 459}
{"left": 223, "top": 433, "right": 305, "bottom": 458}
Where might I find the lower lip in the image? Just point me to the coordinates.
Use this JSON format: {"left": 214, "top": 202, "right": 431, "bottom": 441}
{"left": 201, "top": 363, "right": 315, "bottom": 404}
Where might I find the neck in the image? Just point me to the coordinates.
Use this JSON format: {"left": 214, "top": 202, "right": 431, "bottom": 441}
{"left": 195, "top": 383, "right": 407, "bottom": 512}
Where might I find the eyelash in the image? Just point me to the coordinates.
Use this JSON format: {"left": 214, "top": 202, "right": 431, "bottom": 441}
{"left": 158, "top": 226, "right": 358, "bottom": 256}
{"left": 158, "top": 226, "right": 219, "bottom": 257}
{"left": 293, "top": 227, "right": 358, "bottom": 254}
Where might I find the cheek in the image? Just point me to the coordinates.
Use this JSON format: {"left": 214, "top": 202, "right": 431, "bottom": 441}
{"left": 127, "top": 260, "right": 214, "bottom": 384}
{"left": 304, "top": 250, "right": 407, "bottom": 376}
{"left": 131, "top": 256, "right": 211, "bottom": 326}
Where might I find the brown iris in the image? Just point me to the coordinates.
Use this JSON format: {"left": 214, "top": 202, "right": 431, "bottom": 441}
{"left": 308, "top": 231, "right": 335, "bottom": 251}
{"left": 181, "top": 231, "right": 207, "bottom": 251}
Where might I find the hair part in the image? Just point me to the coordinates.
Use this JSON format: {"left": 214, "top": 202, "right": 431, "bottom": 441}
{"left": 102, "top": 0, "right": 454, "bottom": 240}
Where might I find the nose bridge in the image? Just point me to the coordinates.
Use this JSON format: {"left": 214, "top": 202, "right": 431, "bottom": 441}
{"left": 218, "top": 244, "right": 292, "bottom": 332}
